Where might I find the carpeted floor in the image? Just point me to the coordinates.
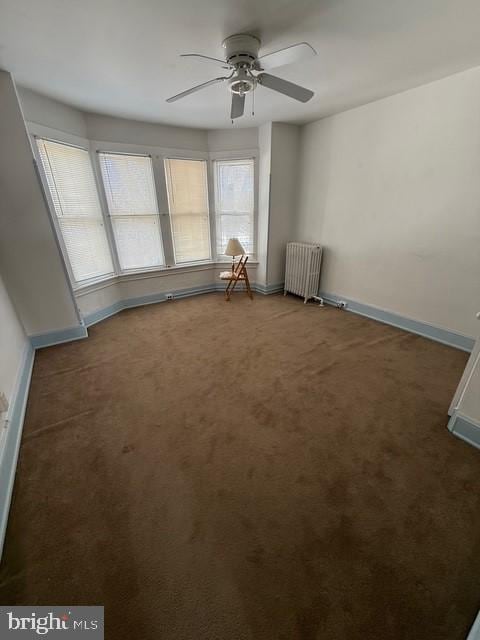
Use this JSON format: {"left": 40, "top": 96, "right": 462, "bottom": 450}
{"left": 1, "top": 293, "right": 479, "bottom": 639}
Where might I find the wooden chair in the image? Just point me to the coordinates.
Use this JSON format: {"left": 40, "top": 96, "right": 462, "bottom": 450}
{"left": 219, "top": 255, "right": 253, "bottom": 301}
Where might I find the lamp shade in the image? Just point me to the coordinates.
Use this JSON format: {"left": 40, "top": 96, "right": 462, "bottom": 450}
{"left": 224, "top": 237, "right": 245, "bottom": 257}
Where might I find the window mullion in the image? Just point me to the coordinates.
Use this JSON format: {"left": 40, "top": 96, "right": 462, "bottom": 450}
{"left": 90, "top": 148, "right": 122, "bottom": 276}
{"left": 158, "top": 212, "right": 175, "bottom": 267}
{"left": 207, "top": 158, "right": 217, "bottom": 262}
{"left": 152, "top": 155, "right": 175, "bottom": 267}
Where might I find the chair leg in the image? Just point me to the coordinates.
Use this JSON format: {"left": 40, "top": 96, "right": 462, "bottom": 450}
{"left": 229, "top": 276, "right": 240, "bottom": 296}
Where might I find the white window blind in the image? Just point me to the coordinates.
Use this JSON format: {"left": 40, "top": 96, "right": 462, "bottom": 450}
{"left": 99, "top": 152, "right": 164, "bottom": 271}
{"left": 214, "top": 159, "right": 255, "bottom": 256}
{"left": 36, "top": 138, "right": 114, "bottom": 285}
{"left": 164, "top": 159, "right": 211, "bottom": 264}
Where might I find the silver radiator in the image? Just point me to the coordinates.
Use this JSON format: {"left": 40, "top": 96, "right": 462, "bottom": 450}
{"left": 284, "top": 242, "right": 323, "bottom": 303}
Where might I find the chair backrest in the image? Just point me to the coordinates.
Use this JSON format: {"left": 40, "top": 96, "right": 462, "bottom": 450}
{"left": 233, "top": 254, "right": 248, "bottom": 277}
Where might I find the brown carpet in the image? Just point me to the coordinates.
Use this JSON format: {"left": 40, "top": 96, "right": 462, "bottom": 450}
{"left": 1, "top": 293, "right": 479, "bottom": 639}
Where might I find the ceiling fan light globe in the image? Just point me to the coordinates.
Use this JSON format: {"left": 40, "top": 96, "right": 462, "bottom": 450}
{"left": 228, "top": 71, "right": 255, "bottom": 95}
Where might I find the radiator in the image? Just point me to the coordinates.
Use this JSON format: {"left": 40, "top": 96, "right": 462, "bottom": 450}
{"left": 284, "top": 241, "right": 323, "bottom": 303}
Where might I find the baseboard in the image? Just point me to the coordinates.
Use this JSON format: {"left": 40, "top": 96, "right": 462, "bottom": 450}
{"left": 466, "top": 610, "right": 480, "bottom": 640}
{"left": 0, "top": 342, "right": 35, "bottom": 557}
{"left": 84, "top": 282, "right": 282, "bottom": 327}
{"left": 82, "top": 301, "right": 124, "bottom": 328}
{"left": 256, "top": 282, "right": 285, "bottom": 295}
{"left": 320, "top": 292, "right": 474, "bottom": 353}
{"left": 29, "top": 324, "right": 88, "bottom": 349}
{"left": 447, "top": 412, "right": 480, "bottom": 451}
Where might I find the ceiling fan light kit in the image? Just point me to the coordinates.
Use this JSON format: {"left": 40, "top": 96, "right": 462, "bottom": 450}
{"left": 166, "top": 33, "right": 316, "bottom": 120}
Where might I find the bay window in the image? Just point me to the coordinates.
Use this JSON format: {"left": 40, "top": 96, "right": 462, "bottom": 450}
{"left": 37, "top": 136, "right": 257, "bottom": 290}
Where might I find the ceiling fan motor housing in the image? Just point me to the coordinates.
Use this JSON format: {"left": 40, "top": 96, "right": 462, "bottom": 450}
{"left": 222, "top": 34, "right": 260, "bottom": 68}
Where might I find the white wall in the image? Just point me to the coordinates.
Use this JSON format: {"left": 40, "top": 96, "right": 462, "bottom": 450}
{"left": 18, "top": 87, "right": 257, "bottom": 154}
{"left": 0, "top": 72, "right": 80, "bottom": 336}
{"left": 17, "top": 86, "right": 87, "bottom": 138}
{"left": 267, "top": 123, "right": 300, "bottom": 286}
{"left": 461, "top": 357, "right": 480, "bottom": 422}
{"left": 256, "top": 123, "right": 272, "bottom": 287}
{"left": 0, "top": 274, "right": 28, "bottom": 419}
{"left": 85, "top": 113, "right": 208, "bottom": 150}
{"left": 75, "top": 263, "right": 259, "bottom": 320}
{"left": 296, "top": 66, "right": 480, "bottom": 339}
{"left": 207, "top": 128, "right": 258, "bottom": 152}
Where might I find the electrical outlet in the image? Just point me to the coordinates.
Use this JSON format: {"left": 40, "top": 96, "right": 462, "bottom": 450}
{"left": 0, "top": 392, "right": 8, "bottom": 415}
{"left": 165, "top": 293, "right": 174, "bottom": 300}
{"left": 337, "top": 301, "right": 347, "bottom": 309}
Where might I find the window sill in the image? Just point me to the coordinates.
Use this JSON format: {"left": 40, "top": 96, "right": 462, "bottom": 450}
{"left": 74, "top": 260, "right": 259, "bottom": 297}
{"left": 72, "top": 273, "right": 115, "bottom": 294}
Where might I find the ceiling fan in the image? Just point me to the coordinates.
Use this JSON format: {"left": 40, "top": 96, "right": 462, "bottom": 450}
{"left": 166, "top": 34, "right": 317, "bottom": 119}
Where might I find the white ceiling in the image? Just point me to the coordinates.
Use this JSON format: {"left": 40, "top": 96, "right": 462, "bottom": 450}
{"left": 2, "top": 0, "right": 480, "bottom": 129}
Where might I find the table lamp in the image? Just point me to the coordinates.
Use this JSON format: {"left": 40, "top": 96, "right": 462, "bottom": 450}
{"left": 225, "top": 238, "right": 245, "bottom": 272}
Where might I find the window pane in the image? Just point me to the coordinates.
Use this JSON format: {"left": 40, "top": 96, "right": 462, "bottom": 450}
{"left": 37, "top": 138, "right": 114, "bottom": 285}
{"left": 215, "top": 159, "right": 254, "bottom": 256}
{"left": 99, "top": 153, "right": 158, "bottom": 215}
{"left": 59, "top": 218, "right": 113, "bottom": 282}
{"left": 170, "top": 214, "right": 210, "bottom": 264}
{"left": 111, "top": 216, "right": 163, "bottom": 271}
{"left": 99, "top": 152, "right": 164, "bottom": 270}
{"left": 164, "top": 159, "right": 211, "bottom": 263}
{"left": 218, "top": 214, "right": 252, "bottom": 256}
{"left": 217, "top": 162, "right": 253, "bottom": 212}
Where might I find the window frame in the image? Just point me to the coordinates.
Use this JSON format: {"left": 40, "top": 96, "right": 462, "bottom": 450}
{"left": 97, "top": 150, "right": 165, "bottom": 273}
{"left": 210, "top": 152, "right": 258, "bottom": 261}
{"left": 33, "top": 134, "right": 116, "bottom": 290}
{"left": 163, "top": 156, "right": 212, "bottom": 266}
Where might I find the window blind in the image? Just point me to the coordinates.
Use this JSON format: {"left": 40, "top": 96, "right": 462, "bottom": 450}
{"left": 99, "top": 152, "right": 164, "bottom": 271}
{"left": 164, "top": 159, "right": 211, "bottom": 264}
{"left": 214, "top": 159, "right": 254, "bottom": 256}
{"left": 36, "top": 138, "right": 114, "bottom": 285}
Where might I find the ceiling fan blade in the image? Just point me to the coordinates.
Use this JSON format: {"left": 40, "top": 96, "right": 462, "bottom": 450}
{"left": 180, "top": 54, "right": 232, "bottom": 69}
{"left": 230, "top": 93, "right": 245, "bottom": 119}
{"left": 166, "top": 77, "right": 227, "bottom": 103}
{"left": 257, "top": 72, "right": 314, "bottom": 103}
{"left": 257, "top": 42, "right": 316, "bottom": 70}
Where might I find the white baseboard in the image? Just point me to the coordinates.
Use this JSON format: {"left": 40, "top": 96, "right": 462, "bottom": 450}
{"left": 320, "top": 291, "right": 474, "bottom": 352}
{"left": 29, "top": 324, "right": 88, "bottom": 349}
{"left": 0, "top": 342, "right": 35, "bottom": 557}
{"left": 467, "top": 610, "right": 480, "bottom": 640}
{"left": 447, "top": 412, "right": 480, "bottom": 451}
{"left": 83, "top": 282, "right": 283, "bottom": 327}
